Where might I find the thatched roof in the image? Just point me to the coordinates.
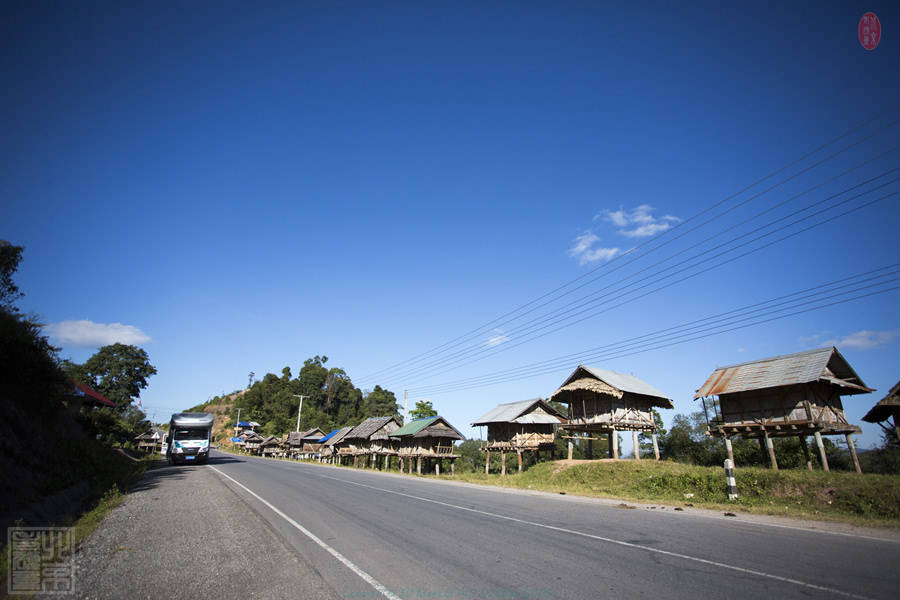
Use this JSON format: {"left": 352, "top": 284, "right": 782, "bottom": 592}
{"left": 345, "top": 416, "right": 401, "bottom": 441}
{"left": 862, "top": 380, "right": 900, "bottom": 423}
{"left": 550, "top": 365, "right": 672, "bottom": 409}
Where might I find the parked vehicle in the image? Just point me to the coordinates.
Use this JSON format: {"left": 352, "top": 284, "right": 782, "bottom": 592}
{"left": 166, "top": 412, "right": 215, "bottom": 465}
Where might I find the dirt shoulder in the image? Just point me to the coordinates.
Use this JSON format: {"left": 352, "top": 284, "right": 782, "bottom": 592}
{"left": 47, "top": 460, "right": 339, "bottom": 600}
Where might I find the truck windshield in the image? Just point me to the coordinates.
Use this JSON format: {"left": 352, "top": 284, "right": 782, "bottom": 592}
{"left": 173, "top": 429, "right": 208, "bottom": 441}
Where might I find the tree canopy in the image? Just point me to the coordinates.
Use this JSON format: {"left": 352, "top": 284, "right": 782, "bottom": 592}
{"left": 65, "top": 343, "right": 157, "bottom": 409}
{"left": 409, "top": 400, "right": 438, "bottom": 420}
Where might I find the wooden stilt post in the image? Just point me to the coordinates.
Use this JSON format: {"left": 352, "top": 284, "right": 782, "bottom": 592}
{"left": 416, "top": 456, "right": 422, "bottom": 475}
{"left": 517, "top": 450, "right": 523, "bottom": 473}
{"left": 846, "top": 434, "right": 862, "bottom": 474}
{"left": 814, "top": 431, "right": 830, "bottom": 472}
{"left": 763, "top": 430, "right": 778, "bottom": 470}
{"left": 652, "top": 433, "right": 660, "bottom": 461}
{"left": 450, "top": 460, "right": 455, "bottom": 476}
{"left": 501, "top": 452, "right": 506, "bottom": 476}
{"left": 353, "top": 455, "right": 358, "bottom": 468}
{"left": 485, "top": 449, "right": 491, "bottom": 474}
{"left": 611, "top": 429, "right": 618, "bottom": 459}
{"left": 607, "top": 431, "right": 613, "bottom": 458}
{"left": 799, "top": 436, "right": 812, "bottom": 471}
{"left": 632, "top": 430, "right": 641, "bottom": 460}
{"left": 399, "top": 457, "right": 404, "bottom": 472}
{"left": 724, "top": 437, "right": 734, "bottom": 466}
{"left": 409, "top": 458, "right": 413, "bottom": 474}
{"left": 567, "top": 440, "right": 573, "bottom": 460}
{"left": 435, "top": 460, "right": 440, "bottom": 476}
{"left": 587, "top": 438, "right": 593, "bottom": 460}
{"left": 384, "top": 454, "right": 389, "bottom": 470}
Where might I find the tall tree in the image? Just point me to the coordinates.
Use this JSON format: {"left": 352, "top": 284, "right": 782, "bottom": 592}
{"left": 65, "top": 343, "right": 157, "bottom": 409}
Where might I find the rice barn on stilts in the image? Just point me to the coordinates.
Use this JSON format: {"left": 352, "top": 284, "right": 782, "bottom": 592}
{"left": 471, "top": 398, "right": 567, "bottom": 474}
{"left": 320, "top": 426, "right": 354, "bottom": 464}
{"left": 550, "top": 366, "right": 672, "bottom": 460}
{"left": 862, "top": 380, "right": 900, "bottom": 443}
{"left": 391, "top": 416, "right": 464, "bottom": 475}
{"left": 343, "top": 416, "right": 402, "bottom": 469}
{"left": 694, "top": 347, "right": 873, "bottom": 472}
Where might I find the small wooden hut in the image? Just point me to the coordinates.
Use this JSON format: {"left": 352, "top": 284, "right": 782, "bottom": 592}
{"left": 862, "top": 380, "right": 900, "bottom": 443}
{"left": 260, "top": 435, "right": 284, "bottom": 458}
{"left": 695, "top": 346, "right": 873, "bottom": 472}
{"left": 134, "top": 427, "right": 165, "bottom": 453}
{"left": 472, "top": 398, "right": 566, "bottom": 474}
{"left": 550, "top": 365, "right": 672, "bottom": 461}
{"left": 391, "top": 416, "right": 464, "bottom": 475}
{"left": 242, "top": 430, "right": 264, "bottom": 455}
{"left": 287, "top": 428, "right": 325, "bottom": 459}
{"left": 321, "top": 426, "right": 354, "bottom": 464}
{"left": 343, "top": 416, "right": 401, "bottom": 469}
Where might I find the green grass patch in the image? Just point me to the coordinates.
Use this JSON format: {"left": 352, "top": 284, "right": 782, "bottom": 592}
{"left": 450, "top": 460, "right": 900, "bottom": 526}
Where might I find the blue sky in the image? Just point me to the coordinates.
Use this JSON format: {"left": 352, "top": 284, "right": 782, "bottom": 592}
{"left": 3, "top": 1, "right": 899, "bottom": 454}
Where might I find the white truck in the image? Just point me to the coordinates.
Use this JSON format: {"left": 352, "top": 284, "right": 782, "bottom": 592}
{"left": 166, "top": 412, "right": 215, "bottom": 465}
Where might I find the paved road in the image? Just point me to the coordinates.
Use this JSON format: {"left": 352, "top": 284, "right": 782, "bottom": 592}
{"left": 208, "top": 451, "right": 900, "bottom": 600}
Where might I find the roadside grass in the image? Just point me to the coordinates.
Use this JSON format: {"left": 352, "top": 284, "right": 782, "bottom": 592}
{"left": 0, "top": 453, "right": 156, "bottom": 595}
{"left": 449, "top": 460, "right": 900, "bottom": 526}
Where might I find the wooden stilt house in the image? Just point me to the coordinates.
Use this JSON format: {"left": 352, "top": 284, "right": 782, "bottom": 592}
{"left": 321, "top": 426, "right": 354, "bottom": 464}
{"left": 287, "top": 428, "right": 325, "bottom": 458}
{"left": 391, "top": 416, "right": 463, "bottom": 475}
{"left": 862, "top": 380, "right": 900, "bottom": 443}
{"left": 343, "top": 416, "right": 402, "bottom": 468}
{"left": 242, "top": 430, "right": 264, "bottom": 455}
{"left": 472, "top": 399, "right": 566, "bottom": 474}
{"left": 695, "top": 346, "right": 873, "bottom": 472}
{"left": 260, "top": 435, "right": 284, "bottom": 458}
{"left": 550, "top": 365, "right": 672, "bottom": 461}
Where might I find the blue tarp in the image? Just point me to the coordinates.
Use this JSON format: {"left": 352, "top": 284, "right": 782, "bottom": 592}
{"left": 317, "top": 428, "right": 342, "bottom": 443}
{"left": 235, "top": 421, "right": 250, "bottom": 427}
{"left": 230, "top": 436, "right": 243, "bottom": 443}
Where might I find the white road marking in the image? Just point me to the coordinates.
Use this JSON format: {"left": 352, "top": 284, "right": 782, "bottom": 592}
{"left": 313, "top": 471, "right": 878, "bottom": 600}
{"left": 209, "top": 465, "right": 403, "bottom": 600}
{"left": 219, "top": 451, "right": 898, "bottom": 544}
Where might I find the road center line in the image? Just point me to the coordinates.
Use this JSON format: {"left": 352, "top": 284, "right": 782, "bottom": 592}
{"left": 313, "top": 471, "right": 877, "bottom": 600}
{"left": 209, "top": 465, "right": 403, "bottom": 600}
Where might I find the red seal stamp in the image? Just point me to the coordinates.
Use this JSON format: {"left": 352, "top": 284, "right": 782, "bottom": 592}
{"left": 859, "top": 12, "right": 881, "bottom": 50}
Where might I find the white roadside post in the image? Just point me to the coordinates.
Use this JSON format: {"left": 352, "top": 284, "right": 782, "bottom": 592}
{"left": 724, "top": 459, "right": 738, "bottom": 500}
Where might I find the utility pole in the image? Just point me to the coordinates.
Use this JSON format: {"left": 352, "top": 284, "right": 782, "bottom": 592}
{"left": 236, "top": 408, "right": 241, "bottom": 433}
{"left": 404, "top": 390, "right": 408, "bottom": 425}
{"left": 293, "top": 395, "right": 308, "bottom": 432}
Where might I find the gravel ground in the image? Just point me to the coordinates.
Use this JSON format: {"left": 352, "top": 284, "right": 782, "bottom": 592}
{"left": 44, "top": 460, "right": 340, "bottom": 600}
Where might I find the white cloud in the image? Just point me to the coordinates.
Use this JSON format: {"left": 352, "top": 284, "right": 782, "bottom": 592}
{"left": 485, "top": 329, "right": 509, "bottom": 347}
{"left": 44, "top": 320, "right": 151, "bottom": 347}
{"left": 820, "top": 330, "right": 900, "bottom": 351}
{"left": 598, "top": 205, "right": 680, "bottom": 238}
{"left": 568, "top": 231, "right": 622, "bottom": 265}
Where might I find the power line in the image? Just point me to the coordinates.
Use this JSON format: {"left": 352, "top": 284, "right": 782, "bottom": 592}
{"left": 376, "top": 169, "right": 900, "bottom": 386}
{"left": 400, "top": 187, "right": 899, "bottom": 386}
{"left": 357, "top": 107, "right": 900, "bottom": 385}
{"left": 408, "top": 270, "right": 900, "bottom": 396}
{"left": 410, "top": 264, "right": 900, "bottom": 393}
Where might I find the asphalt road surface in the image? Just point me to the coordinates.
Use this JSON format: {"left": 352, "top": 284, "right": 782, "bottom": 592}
{"left": 203, "top": 451, "right": 900, "bottom": 600}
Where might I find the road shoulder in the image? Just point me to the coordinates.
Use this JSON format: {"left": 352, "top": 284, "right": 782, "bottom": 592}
{"left": 55, "top": 460, "right": 340, "bottom": 600}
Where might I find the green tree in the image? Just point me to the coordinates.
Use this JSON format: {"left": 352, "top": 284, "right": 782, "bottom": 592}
{"left": 409, "top": 400, "right": 438, "bottom": 420}
{"left": 0, "top": 240, "right": 24, "bottom": 311}
{"left": 364, "top": 385, "right": 400, "bottom": 417}
{"left": 65, "top": 343, "right": 157, "bottom": 410}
